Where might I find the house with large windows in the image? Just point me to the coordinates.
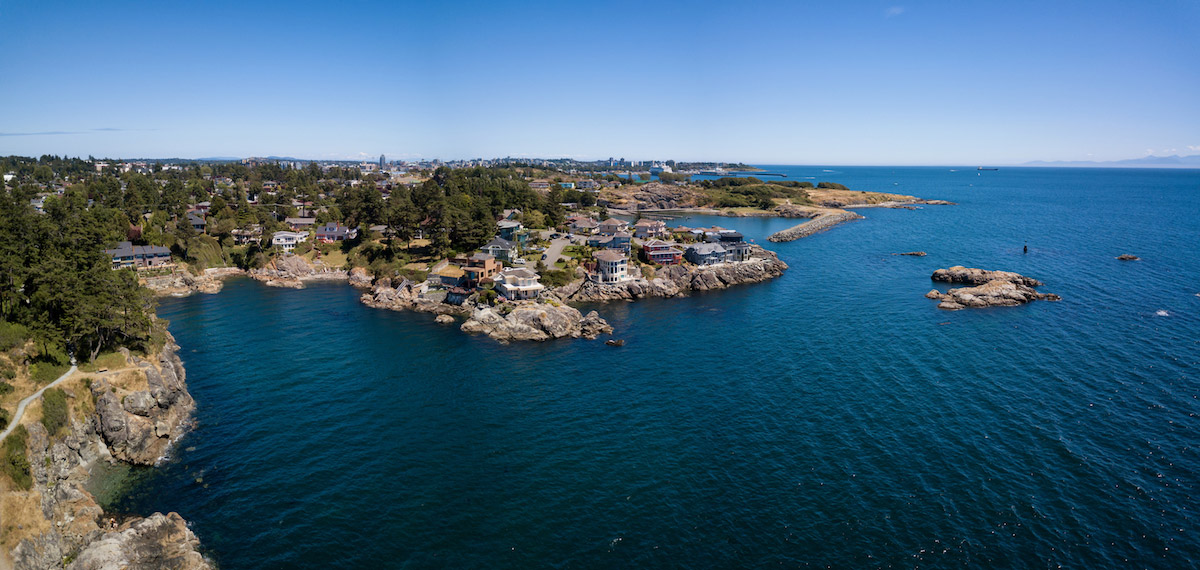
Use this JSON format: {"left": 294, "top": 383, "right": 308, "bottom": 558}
{"left": 494, "top": 267, "right": 545, "bottom": 300}
{"left": 592, "top": 250, "right": 630, "bottom": 283}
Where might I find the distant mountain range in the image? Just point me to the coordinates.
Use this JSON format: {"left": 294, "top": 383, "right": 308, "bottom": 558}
{"left": 1023, "top": 154, "right": 1200, "bottom": 168}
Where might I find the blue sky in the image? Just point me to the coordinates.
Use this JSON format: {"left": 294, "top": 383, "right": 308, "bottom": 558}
{"left": 1, "top": 0, "right": 1197, "bottom": 164}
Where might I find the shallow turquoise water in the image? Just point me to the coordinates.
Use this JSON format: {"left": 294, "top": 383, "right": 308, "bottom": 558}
{"left": 119, "top": 167, "right": 1200, "bottom": 568}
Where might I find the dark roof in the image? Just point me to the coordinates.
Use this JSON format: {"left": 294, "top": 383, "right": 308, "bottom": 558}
{"left": 187, "top": 213, "right": 206, "bottom": 226}
{"left": 104, "top": 241, "right": 170, "bottom": 258}
{"left": 484, "top": 237, "right": 516, "bottom": 250}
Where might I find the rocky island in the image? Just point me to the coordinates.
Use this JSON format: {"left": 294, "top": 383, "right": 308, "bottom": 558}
{"left": 925, "top": 266, "right": 1061, "bottom": 310}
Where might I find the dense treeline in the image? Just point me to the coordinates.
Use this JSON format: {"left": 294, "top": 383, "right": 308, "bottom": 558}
{"left": 0, "top": 185, "right": 155, "bottom": 361}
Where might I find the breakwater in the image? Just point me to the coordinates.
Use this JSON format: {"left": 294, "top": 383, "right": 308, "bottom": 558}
{"left": 766, "top": 211, "right": 864, "bottom": 242}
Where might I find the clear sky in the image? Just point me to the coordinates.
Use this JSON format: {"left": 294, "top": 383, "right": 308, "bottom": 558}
{"left": 1, "top": 0, "right": 1198, "bottom": 165}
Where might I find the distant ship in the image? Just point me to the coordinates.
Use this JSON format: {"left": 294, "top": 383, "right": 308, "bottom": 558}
{"left": 700, "top": 168, "right": 732, "bottom": 176}
{"left": 977, "top": 167, "right": 999, "bottom": 171}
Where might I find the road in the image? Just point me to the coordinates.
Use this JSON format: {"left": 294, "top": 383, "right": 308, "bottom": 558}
{"left": 0, "top": 365, "right": 77, "bottom": 444}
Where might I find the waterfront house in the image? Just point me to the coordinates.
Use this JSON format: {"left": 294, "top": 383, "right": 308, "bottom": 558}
{"left": 434, "top": 264, "right": 466, "bottom": 287}
{"left": 716, "top": 231, "right": 751, "bottom": 262}
{"left": 461, "top": 252, "right": 501, "bottom": 288}
{"left": 445, "top": 286, "right": 471, "bottom": 305}
{"left": 685, "top": 242, "right": 727, "bottom": 266}
{"left": 632, "top": 219, "right": 669, "bottom": 239}
{"left": 103, "top": 241, "right": 173, "bottom": 270}
{"left": 598, "top": 218, "right": 628, "bottom": 236}
{"left": 641, "top": 239, "right": 684, "bottom": 265}
{"left": 316, "top": 222, "right": 357, "bottom": 242}
{"left": 482, "top": 237, "right": 518, "bottom": 261}
{"left": 187, "top": 213, "right": 207, "bottom": 233}
{"left": 285, "top": 217, "right": 317, "bottom": 231}
{"left": 272, "top": 231, "right": 308, "bottom": 252}
{"left": 494, "top": 267, "right": 545, "bottom": 301}
{"left": 592, "top": 250, "right": 630, "bottom": 283}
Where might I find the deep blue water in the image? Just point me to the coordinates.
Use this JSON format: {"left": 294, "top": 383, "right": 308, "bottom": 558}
{"left": 117, "top": 167, "right": 1200, "bottom": 568}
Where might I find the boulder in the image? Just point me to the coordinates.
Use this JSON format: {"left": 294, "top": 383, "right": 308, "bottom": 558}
{"left": 1116, "top": 254, "right": 1139, "bottom": 261}
{"left": 460, "top": 302, "right": 612, "bottom": 342}
{"left": 931, "top": 266, "right": 1043, "bottom": 287}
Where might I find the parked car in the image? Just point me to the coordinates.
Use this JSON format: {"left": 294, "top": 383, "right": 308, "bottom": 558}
{"left": 541, "top": 254, "right": 548, "bottom": 260}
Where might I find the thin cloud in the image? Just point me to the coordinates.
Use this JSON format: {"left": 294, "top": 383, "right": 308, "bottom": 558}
{"left": 0, "top": 130, "right": 83, "bottom": 137}
{"left": 1187, "top": 145, "right": 1200, "bottom": 152}
{"left": 885, "top": 6, "right": 905, "bottom": 18}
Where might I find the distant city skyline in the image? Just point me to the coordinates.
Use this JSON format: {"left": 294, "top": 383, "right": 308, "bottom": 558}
{"left": 1, "top": 1, "right": 1197, "bottom": 165}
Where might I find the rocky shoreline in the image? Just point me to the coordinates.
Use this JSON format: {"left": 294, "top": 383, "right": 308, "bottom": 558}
{"left": 8, "top": 334, "right": 210, "bottom": 569}
{"left": 554, "top": 246, "right": 788, "bottom": 303}
{"left": 925, "top": 266, "right": 1061, "bottom": 310}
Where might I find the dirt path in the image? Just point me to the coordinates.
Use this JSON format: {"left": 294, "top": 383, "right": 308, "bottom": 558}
{"left": 0, "top": 365, "right": 77, "bottom": 444}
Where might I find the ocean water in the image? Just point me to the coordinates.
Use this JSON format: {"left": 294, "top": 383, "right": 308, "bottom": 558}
{"left": 116, "top": 167, "right": 1200, "bottom": 568}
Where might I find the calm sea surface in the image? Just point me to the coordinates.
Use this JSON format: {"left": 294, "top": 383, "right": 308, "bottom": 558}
{"left": 117, "top": 167, "right": 1200, "bottom": 568}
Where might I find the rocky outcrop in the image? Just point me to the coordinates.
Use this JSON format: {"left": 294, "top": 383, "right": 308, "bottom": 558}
{"left": 348, "top": 267, "right": 373, "bottom": 288}
{"left": 931, "top": 266, "right": 1044, "bottom": 287}
{"left": 460, "top": 303, "right": 612, "bottom": 342}
{"left": 250, "top": 255, "right": 347, "bottom": 289}
{"left": 894, "top": 251, "right": 927, "bottom": 257}
{"left": 143, "top": 267, "right": 244, "bottom": 297}
{"left": 557, "top": 246, "right": 788, "bottom": 303}
{"left": 92, "top": 344, "right": 194, "bottom": 465}
{"left": 359, "top": 279, "right": 470, "bottom": 318}
{"left": 925, "top": 266, "right": 1061, "bottom": 310}
{"left": 9, "top": 333, "right": 209, "bottom": 569}
{"left": 1116, "top": 254, "right": 1139, "bottom": 261}
{"left": 767, "top": 212, "right": 864, "bottom": 242}
{"left": 67, "top": 513, "right": 208, "bottom": 570}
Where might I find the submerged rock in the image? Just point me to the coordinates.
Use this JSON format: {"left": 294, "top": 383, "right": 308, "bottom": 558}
{"left": 894, "top": 251, "right": 927, "bottom": 257}
{"left": 1116, "top": 254, "right": 1140, "bottom": 261}
{"left": 925, "top": 266, "right": 1060, "bottom": 310}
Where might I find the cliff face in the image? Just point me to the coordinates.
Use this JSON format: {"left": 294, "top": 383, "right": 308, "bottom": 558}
{"left": 556, "top": 246, "right": 788, "bottom": 303}
{"left": 9, "top": 336, "right": 210, "bottom": 570}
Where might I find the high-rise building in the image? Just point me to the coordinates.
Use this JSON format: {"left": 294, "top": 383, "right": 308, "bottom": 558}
{"left": 379, "top": 154, "right": 386, "bottom": 169}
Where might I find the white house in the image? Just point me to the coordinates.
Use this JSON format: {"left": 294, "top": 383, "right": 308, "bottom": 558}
{"left": 494, "top": 267, "right": 545, "bottom": 300}
{"left": 593, "top": 250, "right": 630, "bottom": 283}
{"left": 272, "top": 230, "right": 308, "bottom": 252}
{"left": 598, "top": 218, "right": 628, "bottom": 236}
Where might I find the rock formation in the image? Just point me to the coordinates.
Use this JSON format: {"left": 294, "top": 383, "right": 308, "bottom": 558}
{"left": 925, "top": 266, "right": 1061, "bottom": 310}
{"left": 894, "top": 251, "right": 927, "bottom": 257}
{"left": 360, "top": 279, "right": 470, "bottom": 318}
{"left": 1116, "top": 254, "right": 1140, "bottom": 261}
{"left": 143, "top": 267, "right": 244, "bottom": 297}
{"left": 460, "top": 303, "right": 612, "bottom": 342}
{"left": 250, "top": 255, "right": 347, "bottom": 289}
{"left": 10, "top": 333, "right": 210, "bottom": 569}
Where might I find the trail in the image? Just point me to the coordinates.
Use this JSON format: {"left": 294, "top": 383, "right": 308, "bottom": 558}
{"left": 0, "top": 365, "right": 77, "bottom": 443}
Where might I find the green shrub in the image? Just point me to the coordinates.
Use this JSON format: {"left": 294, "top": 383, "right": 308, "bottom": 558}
{"left": 817, "top": 181, "right": 849, "bottom": 190}
{"left": 0, "top": 321, "right": 30, "bottom": 351}
{"left": 2, "top": 425, "right": 31, "bottom": 490}
{"left": 40, "top": 388, "right": 69, "bottom": 435}
{"left": 540, "top": 269, "right": 573, "bottom": 288}
{"left": 0, "top": 381, "right": 13, "bottom": 396}
{"left": 0, "top": 408, "right": 8, "bottom": 430}
{"left": 30, "top": 362, "right": 69, "bottom": 385}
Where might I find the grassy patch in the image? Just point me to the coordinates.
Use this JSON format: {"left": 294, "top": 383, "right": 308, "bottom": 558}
{"left": 2, "top": 425, "right": 31, "bottom": 490}
{"left": 80, "top": 352, "right": 126, "bottom": 373}
{"left": 0, "top": 321, "right": 30, "bottom": 352}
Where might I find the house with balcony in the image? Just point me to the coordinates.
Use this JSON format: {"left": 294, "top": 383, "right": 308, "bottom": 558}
{"left": 494, "top": 267, "right": 545, "bottom": 301}
{"left": 641, "top": 239, "right": 684, "bottom": 265}
{"left": 103, "top": 241, "right": 173, "bottom": 270}
{"left": 272, "top": 230, "right": 308, "bottom": 252}
{"left": 592, "top": 250, "right": 630, "bottom": 283}
{"left": 461, "top": 252, "right": 502, "bottom": 288}
{"left": 316, "top": 222, "right": 358, "bottom": 242}
{"left": 285, "top": 217, "right": 317, "bottom": 231}
{"left": 632, "top": 219, "right": 669, "bottom": 239}
{"left": 569, "top": 217, "right": 600, "bottom": 234}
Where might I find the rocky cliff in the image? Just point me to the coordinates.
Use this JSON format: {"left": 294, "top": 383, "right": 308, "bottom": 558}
{"left": 359, "top": 278, "right": 471, "bottom": 318}
{"left": 143, "top": 267, "right": 244, "bottom": 297}
{"left": 460, "top": 303, "right": 612, "bottom": 342}
{"left": 555, "top": 246, "right": 788, "bottom": 303}
{"left": 8, "top": 335, "right": 210, "bottom": 569}
{"left": 925, "top": 266, "right": 1061, "bottom": 310}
